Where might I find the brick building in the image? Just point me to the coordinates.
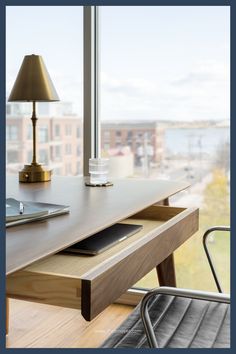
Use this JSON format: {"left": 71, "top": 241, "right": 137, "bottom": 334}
{"left": 6, "top": 102, "right": 164, "bottom": 177}
{"left": 101, "top": 121, "right": 164, "bottom": 166}
{"left": 6, "top": 102, "right": 82, "bottom": 176}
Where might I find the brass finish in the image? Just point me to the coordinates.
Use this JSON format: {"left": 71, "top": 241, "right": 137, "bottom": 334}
{"left": 17, "top": 101, "right": 52, "bottom": 183}
{"left": 8, "top": 55, "right": 59, "bottom": 182}
{"left": 19, "top": 164, "right": 52, "bottom": 183}
{"left": 18, "top": 101, "right": 52, "bottom": 182}
{"left": 8, "top": 55, "right": 59, "bottom": 102}
{"left": 31, "top": 101, "right": 37, "bottom": 164}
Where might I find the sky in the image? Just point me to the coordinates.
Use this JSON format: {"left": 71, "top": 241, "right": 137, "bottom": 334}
{"left": 6, "top": 6, "right": 230, "bottom": 121}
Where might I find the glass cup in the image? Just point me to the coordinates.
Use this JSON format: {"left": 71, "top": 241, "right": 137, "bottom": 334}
{"left": 89, "top": 158, "right": 109, "bottom": 184}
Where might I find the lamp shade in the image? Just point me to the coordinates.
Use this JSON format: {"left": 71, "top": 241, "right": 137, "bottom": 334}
{"left": 8, "top": 55, "right": 59, "bottom": 102}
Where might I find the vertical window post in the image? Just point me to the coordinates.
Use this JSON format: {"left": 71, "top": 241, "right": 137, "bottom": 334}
{"left": 83, "top": 6, "right": 100, "bottom": 176}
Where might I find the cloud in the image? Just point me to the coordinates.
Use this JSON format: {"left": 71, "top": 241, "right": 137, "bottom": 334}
{"left": 101, "top": 73, "right": 157, "bottom": 97}
{"left": 171, "top": 61, "right": 228, "bottom": 87}
{"left": 100, "top": 60, "right": 229, "bottom": 121}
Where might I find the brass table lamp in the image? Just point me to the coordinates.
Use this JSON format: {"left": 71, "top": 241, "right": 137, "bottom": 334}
{"left": 8, "top": 54, "right": 59, "bottom": 182}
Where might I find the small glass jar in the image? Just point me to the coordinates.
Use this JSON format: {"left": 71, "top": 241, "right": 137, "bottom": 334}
{"left": 89, "top": 158, "right": 109, "bottom": 184}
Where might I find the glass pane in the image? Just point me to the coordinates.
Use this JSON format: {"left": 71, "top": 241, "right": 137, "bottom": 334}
{"left": 6, "top": 6, "right": 83, "bottom": 176}
{"left": 100, "top": 6, "right": 230, "bottom": 292}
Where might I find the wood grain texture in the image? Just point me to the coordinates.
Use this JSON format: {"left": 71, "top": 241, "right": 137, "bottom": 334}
{"left": 156, "top": 197, "right": 177, "bottom": 286}
{"left": 156, "top": 254, "right": 176, "bottom": 287}
{"left": 6, "top": 298, "right": 9, "bottom": 335}
{"left": 6, "top": 271, "right": 82, "bottom": 309}
{"left": 6, "top": 299, "right": 133, "bottom": 348}
{"left": 6, "top": 175, "right": 189, "bottom": 275}
{"left": 6, "top": 205, "right": 199, "bottom": 320}
{"left": 81, "top": 207, "right": 199, "bottom": 320}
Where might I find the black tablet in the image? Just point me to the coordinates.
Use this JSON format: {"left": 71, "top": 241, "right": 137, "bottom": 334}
{"left": 64, "top": 223, "right": 143, "bottom": 255}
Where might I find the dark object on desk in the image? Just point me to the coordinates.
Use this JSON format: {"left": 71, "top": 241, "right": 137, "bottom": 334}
{"left": 64, "top": 223, "right": 143, "bottom": 255}
{"left": 85, "top": 181, "right": 113, "bottom": 187}
{"left": 6, "top": 200, "right": 69, "bottom": 228}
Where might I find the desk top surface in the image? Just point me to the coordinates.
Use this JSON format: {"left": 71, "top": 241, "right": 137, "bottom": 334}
{"left": 6, "top": 175, "right": 189, "bottom": 275}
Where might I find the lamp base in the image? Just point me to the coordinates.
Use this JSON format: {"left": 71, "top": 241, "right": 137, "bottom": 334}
{"left": 19, "top": 164, "right": 52, "bottom": 183}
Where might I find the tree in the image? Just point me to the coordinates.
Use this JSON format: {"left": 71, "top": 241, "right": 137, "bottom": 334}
{"left": 201, "top": 169, "right": 230, "bottom": 228}
{"left": 215, "top": 141, "right": 230, "bottom": 174}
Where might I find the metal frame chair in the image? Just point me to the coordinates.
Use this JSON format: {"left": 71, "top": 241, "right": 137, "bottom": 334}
{"left": 203, "top": 226, "right": 230, "bottom": 293}
{"left": 140, "top": 226, "right": 230, "bottom": 348}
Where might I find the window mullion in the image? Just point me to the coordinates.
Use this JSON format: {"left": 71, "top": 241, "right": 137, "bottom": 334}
{"left": 83, "top": 6, "right": 100, "bottom": 176}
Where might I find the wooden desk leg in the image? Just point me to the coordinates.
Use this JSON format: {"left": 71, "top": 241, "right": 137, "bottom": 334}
{"left": 156, "top": 253, "right": 176, "bottom": 287}
{"left": 156, "top": 197, "right": 176, "bottom": 287}
{"left": 6, "top": 297, "right": 9, "bottom": 335}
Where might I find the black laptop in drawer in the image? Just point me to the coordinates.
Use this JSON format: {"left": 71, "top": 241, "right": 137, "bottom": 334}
{"left": 64, "top": 223, "right": 143, "bottom": 255}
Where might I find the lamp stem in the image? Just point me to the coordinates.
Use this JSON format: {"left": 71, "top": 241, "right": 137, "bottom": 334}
{"left": 31, "top": 101, "right": 38, "bottom": 165}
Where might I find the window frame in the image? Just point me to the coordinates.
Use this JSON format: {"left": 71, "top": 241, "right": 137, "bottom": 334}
{"left": 83, "top": 6, "right": 150, "bottom": 302}
{"left": 83, "top": 6, "right": 100, "bottom": 176}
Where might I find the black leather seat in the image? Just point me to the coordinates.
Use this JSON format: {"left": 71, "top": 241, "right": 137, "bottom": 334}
{"left": 101, "top": 293, "right": 230, "bottom": 348}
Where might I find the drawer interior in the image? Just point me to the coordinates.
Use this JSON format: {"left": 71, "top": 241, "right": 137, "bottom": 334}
{"left": 14, "top": 205, "right": 186, "bottom": 278}
{"left": 6, "top": 204, "right": 198, "bottom": 320}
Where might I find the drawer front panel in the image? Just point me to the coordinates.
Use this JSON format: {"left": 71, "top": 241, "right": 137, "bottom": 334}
{"left": 81, "top": 207, "right": 199, "bottom": 320}
{"left": 7, "top": 271, "right": 81, "bottom": 309}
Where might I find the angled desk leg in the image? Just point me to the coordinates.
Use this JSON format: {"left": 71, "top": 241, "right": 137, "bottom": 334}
{"left": 156, "top": 198, "right": 177, "bottom": 287}
{"left": 156, "top": 253, "right": 176, "bottom": 287}
{"left": 6, "top": 297, "right": 9, "bottom": 335}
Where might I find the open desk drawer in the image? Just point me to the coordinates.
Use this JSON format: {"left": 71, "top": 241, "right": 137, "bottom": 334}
{"left": 7, "top": 205, "right": 199, "bottom": 321}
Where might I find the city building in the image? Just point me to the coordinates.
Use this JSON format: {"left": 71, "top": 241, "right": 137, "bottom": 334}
{"left": 6, "top": 102, "right": 82, "bottom": 176}
{"left": 101, "top": 121, "right": 164, "bottom": 167}
{"left": 103, "top": 146, "right": 134, "bottom": 178}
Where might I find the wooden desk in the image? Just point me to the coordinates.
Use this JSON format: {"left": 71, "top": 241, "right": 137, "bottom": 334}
{"left": 6, "top": 176, "right": 199, "bottom": 321}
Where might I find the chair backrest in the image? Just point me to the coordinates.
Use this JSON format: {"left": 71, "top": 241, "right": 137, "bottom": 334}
{"left": 203, "top": 226, "right": 230, "bottom": 293}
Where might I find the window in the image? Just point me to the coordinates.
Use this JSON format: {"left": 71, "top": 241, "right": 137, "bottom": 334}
{"left": 65, "top": 124, "right": 72, "bottom": 136}
{"left": 6, "top": 6, "right": 83, "bottom": 176}
{"left": 6, "top": 104, "right": 11, "bottom": 115}
{"left": 76, "top": 161, "right": 81, "bottom": 175}
{"left": 65, "top": 144, "right": 72, "bottom": 155}
{"left": 127, "top": 130, "right": 133, "bottom": 140}
{"left": 38, "top": 126, "right": 49, "bottom": 143}
{"left": 27, "top": 124, "right": 32, "bottom": 140}
{"left": 77, "top": 144, "right": 81, "bottom": 156}
{"left": 54, "top": 146, "right": 62, "bottom": 160}
{"left": 7, "top": 150, "right": 19, "bottom": 163}
{"left": 54, "top": 167, "right": 62, "bottom": 175}
{"left": 54, "top": 124, "right": 61, "bottom": 138}
{"left": 103, "top": 130, "right": 110, "bottom": 140}
{"left": 100, "top": 6, "right": 230, "bottom": 292}
{"left": 6, "top": 125, "right": 18, "bottom": 140}
{"left": 65, "top": 163, "right": 72, "bottom": 174}
{"left": 76, "top": 126, "right": 80, "bottom": 138}
{"left": 27, "top": 150, "right": 32, "bottom": 163}
{"left": 39, "top": 149, "right": 49, "bottom": 165}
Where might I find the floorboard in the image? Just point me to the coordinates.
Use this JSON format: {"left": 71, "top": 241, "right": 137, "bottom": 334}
{"left": 6, "top": 299, "right": 134, "bottom": 348}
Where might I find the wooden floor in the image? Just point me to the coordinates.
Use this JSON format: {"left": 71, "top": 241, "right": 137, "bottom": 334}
{"left": 6, "top": 299, "right": 134, "bottom": 348}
